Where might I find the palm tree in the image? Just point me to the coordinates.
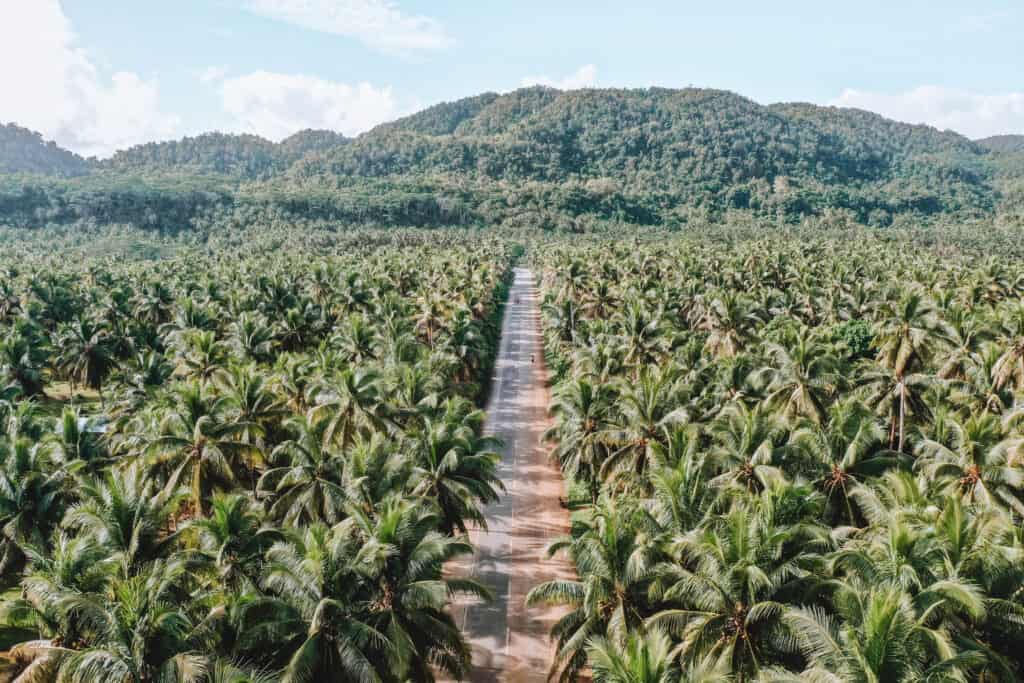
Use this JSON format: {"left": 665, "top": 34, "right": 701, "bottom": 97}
{"left": 258, "top": 414, "right": 349, "bottom": 525}
{"left": 345, "top": 498, "right": 490, "bottom": 681}
{"left": 55, "top": 317, "right": 120, "bottom": 404}
{"left": 858, "top": 362, "right": 936, "bottom": 454}
{"left": 700, "top": 293, "right": 761, "bottom": 359}
{"left": 782, "top": 585, "right": 982, "bottom": 682}
{"left": 586, "top": 629, "right": 680, "bottom": 683}
{"left": 650, "top": 496, "right": 827, "bottom": 682}
{"left": 0, "top": 322, "right": 48, "bottom": 398}
{"left": 409, "top": 405, "right": 502, "bottom": 534}
{"left": 707, "top": 402, "right": 787, "bottom": 493}
{"left": 176, "top": 330, "right": 230, "bottom": 385}
{"left": 601, "top": 367, "right": 690, "bottom": 491}
{"left": 546, "top": 377, "right": 616, "bottom": 504}
{"left": 527, "top": 502, "right": 662, "bottom": 682}
{"left": 189, "top": 492, "right": 280, "bottom": 593}
{"left": 53, "top": 559, "right": 207, "bottom": 683}
{"left": 788, "top": 398, "right": 905, "bottom": 525}
{"left": 143, "top": 383, "right": 254, "bottom": 517}
{"left": 0, "top": 534, "right": 112, "bottom": 649}
{"left": 48, "top": 406, "right": 111, "bottom": 479}
{"left": 992, "top": 301, "right": 1024, "bottom": 391}
{"left": 62, "top": 465, "right": 186, "bottom": 575}
{"left": 646, "top": 425, "right": 717, "bottom": 537}
{"left": 308, "top": 368, "right": 387, "bottom": 449}
{"left": 0, "top": 436, "right": 65, "bottom": 572}
{"left": 915, "top": 411, "right": 1024, "bottom": 515}
{"left": 758, "top": 331, "right": 838, "bottom": 424}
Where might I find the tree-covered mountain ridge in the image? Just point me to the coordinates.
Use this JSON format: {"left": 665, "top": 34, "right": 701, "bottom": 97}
{"left": 3, "top": 86, "right": 1023, "bottom": 229}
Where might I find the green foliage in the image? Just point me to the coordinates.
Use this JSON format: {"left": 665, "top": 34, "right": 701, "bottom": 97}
{"left": 831, "top": 318, "right": 874, "bottom": 359}
{"left": 4, "top": 87, "right": 1024, "bottom": 234}
{"left": 0, "top": 229, "right": 515, "bottom": 681}
{"left": 534, "top": 227, "right": 1024, "bottom": 681}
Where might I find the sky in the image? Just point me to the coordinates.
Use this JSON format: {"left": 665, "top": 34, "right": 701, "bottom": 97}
{"left": 1, "top": 0, "right": 1022, "bottom": 157}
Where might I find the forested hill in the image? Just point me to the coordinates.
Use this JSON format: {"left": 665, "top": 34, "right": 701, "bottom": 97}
{"left": 297, "top": 88, "right": 997, "bottom": 219}
{"left": 978, "top": 135, "right": 1024, "bottom": 154}
{"left": 1, "top": 87, "right": 1022, "bottom": 231}
{"left": 101, "top": 130, "right": 349, "bottom": 177}
{"left": 0, "top": 123, "right": 91, "bottom": 176}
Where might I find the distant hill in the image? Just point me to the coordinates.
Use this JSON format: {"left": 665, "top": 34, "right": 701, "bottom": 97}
{"left": 1, "top": 87, "right": 1021, "bottom": 230}
{"left": 277, "top": 129, "right": 349, "bottom": 162}
{"left": 103, "top": 132, "right": 284, "bottom": 178}
{"left": 978, "top": 135, "right": 1024, "bottom": 154}
{"left": 302, "top": 87, "right": 996, "bottom": 219}
{"left": 100, "top": 130, "right": 349, "bottom": 178}
{"left": 0, "top": 123, "right": 90, "bottom": 176}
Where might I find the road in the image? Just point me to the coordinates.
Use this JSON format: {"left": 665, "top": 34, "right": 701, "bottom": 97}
{"left": 446, "top": 267, "right": 575, "bottom": 682}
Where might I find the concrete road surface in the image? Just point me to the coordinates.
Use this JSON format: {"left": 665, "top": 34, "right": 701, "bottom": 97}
{"left": 445, "top": 267, "right": 575, "bottom": 682}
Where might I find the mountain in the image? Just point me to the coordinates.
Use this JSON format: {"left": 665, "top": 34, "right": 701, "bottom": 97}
{"left": 977, "top": 135, "right": 1024, "bottom": 154}
{"left": 0, "top": 123, "right": 91, "bottom": 176}
{"left": 0, "top": 87, "right": 1020, "bottom": 231}
{"left": 288, "top": 87, "right": 996, "bottom": 221}
{"left": 100, "top": 130, "right": 350, "bottom": 178}
{"left": 277, "top": 129, "right": 350, "bottom": 162}
{"left": 103, "top": 132, "right": 285, "bottom": 178}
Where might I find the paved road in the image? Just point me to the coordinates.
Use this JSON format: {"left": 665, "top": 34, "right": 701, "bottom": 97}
{"left": 446, "top": 267, "right": 575, "bottom": 682}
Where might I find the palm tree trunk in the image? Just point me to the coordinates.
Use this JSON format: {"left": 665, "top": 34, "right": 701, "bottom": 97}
{"left": 192, "top": 460, "right": 203, "bottom": 518}
{"left": 897, "top": 382, "right": 906, "bottom": 453}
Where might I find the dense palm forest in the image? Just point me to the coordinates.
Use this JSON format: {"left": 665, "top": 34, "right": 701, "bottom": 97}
{"left": 530, "top": 228, "right": 1024, "bottom": 682}
{"left": 0, "top": 227, "right": 517, "bottom": 681}
{"left": 3, "top": 87, "right": 1024, "bottom": 235}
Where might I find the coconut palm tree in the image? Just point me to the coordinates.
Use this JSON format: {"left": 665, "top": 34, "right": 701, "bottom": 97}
{"left": 142, "top": 382, "right": 255, "bottom": 517}
{"left": 526, "top": 502, "right": 663, "bottom": 682}
{"left": 757, "top": 331, "right": 839, "bottom": 424}
{"left": 649, "top": 494, "right": 827, "bottom": 682}
{"left": 258, "top": 414, "right": 350, "bottom": 525}
{"left": 0, "top": 436, "right": 66, "bottom": 572}
{"left": 63, "top": 465, "right": 187, "bottom": 575}
{"left": 55, "top": 317, "right": 120, "bottom": 404}
{"left": 409, "top": 404, "right": 502, "bottom": 535}
{"left": 546, "top": 377, "right": 617, "bottom": 503}
{"left": 915, "top": 411, "right": 1024, "bottom": 515}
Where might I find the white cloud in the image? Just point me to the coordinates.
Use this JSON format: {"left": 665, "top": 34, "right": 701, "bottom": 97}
{"left": 0, "top": 0, "right": 181, "bottom": 157}
{"left": 244, "top": 0, "right": 452, "bottom": 53}
{"left": 219, "top": 71, "right": 398, "bottom": 140}
{"left": 199, "top": 66, "right": 229, "bottom": 84}
{"left": 831, "top": 86, "right": 1024, "bottom": 139}
{"left": 520, "top": 64, "right": 598, "bottom": 91}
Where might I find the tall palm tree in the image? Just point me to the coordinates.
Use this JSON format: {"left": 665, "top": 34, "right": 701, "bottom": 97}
{"left": 758, "top": 332, "right": 838, "bottom": 424}
{"left": 0, "top": 436, "right": 65, "bottom": 572}
{"left": 55, "top": 317, "right": 120, "bottom": 404}
{"left": 63, "top": 465, "right": 186, "bottom": 575}
{"left": 527, "top": 503, "right": 662, "bottom": 682}
{"left": 707, "top": 402, "right": 787, "bottom": 493}
{"left": 144, "top": 383, "right": 254, "bottom": 517}
{"left": 0, "top": 323, "right": 48, "bottom": 398}
{"left": 788, "top": 398, "right": 905, "bottom": 525}
{"left": 546, "top": 377, "right": 616, "bottom": 504}
{"left": 650, "top": 495, "right": 827, "bottom": 682}
{"left": 915, "top": 411, "right": 1024, "bottom": 515}
{"left": 308, "top": 368, "right": 387, "bottom": 449}
{"left": 52, "top": 559, "right": 207, "bottom": 683}
{"left": 409, "top": 406, "right": 502, "bottom": 535}
{"left": 258, "top": 414, "right": 350, "bottom": 525}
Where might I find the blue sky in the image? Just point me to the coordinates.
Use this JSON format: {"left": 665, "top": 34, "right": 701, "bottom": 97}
{"left": 3, "top": 1, "right": 1022, "bottom": 156}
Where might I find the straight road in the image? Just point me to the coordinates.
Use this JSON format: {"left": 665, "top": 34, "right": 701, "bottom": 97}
{"left": 446, "top": 267, "right": 575, "bottom": 682}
